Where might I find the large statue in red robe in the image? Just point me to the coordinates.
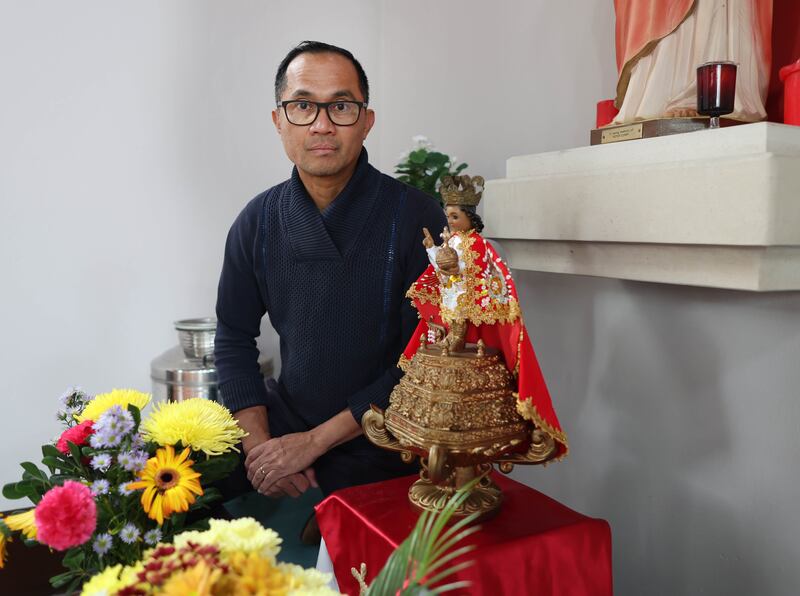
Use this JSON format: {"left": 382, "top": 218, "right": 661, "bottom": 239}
{"left": 613, "top": 0, "right": 773, "bottom": 124}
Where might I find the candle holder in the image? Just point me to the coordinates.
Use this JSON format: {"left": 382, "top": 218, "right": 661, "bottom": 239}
{"left": 697, "top": 61, "right": 737, "bottom": 129}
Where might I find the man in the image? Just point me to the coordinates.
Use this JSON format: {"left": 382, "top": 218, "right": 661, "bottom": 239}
{"left": 214, "top": 41, "right": 447, "bottom": 501}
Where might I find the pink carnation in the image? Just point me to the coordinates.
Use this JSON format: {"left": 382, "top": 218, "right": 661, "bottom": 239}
{"left": 56, "top": 420, "right": 94, "bottom": 455}
{"left": 35, "top": 480, "right": 97, "bottom": 550}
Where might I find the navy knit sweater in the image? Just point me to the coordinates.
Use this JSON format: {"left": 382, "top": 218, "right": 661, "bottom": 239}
{"left": 215, "top": 150, "right": 446, "bottom": 426}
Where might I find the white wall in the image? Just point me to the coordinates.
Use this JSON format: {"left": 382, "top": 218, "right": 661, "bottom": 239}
{"left": 0, "top": 0, "right": 379, "bottom": 508}
{"left": 373, "top": 0, "right": 614, "bottom": 176}
{"left": 510, "top": 273, "right": 800, "bottom": 594}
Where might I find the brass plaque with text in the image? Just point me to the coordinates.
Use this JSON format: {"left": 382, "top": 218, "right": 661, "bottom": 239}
{"left": 600, "top": 123, "right": 643, "bottom": 144}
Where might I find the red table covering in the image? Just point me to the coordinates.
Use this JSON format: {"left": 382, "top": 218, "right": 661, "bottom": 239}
{"left": 315, "top": 473, "right": 612, "bottom": 596}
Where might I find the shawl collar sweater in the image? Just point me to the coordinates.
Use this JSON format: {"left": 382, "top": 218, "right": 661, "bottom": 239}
{"left": 215, "top": 150, "right": 446, "bottom": 427}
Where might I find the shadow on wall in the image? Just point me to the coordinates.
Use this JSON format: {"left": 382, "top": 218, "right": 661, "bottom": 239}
{"left": 593, "top": 282, "right": 743, "bottom": 593}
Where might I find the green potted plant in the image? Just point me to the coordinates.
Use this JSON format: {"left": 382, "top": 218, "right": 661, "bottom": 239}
{"left": 394, "top": 136, "right": 467, "bottom": 205}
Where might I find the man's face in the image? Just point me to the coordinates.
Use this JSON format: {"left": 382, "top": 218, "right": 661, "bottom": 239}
{"left": 272, "top": 52, "right": 374, "bottom": 180}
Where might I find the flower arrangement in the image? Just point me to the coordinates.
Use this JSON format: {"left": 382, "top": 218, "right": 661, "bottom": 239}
{"left": 80, "top": 518, "right": 339, "bottom": 596}
{"left": 0, "top": 388, "right": 246, "bottom": 593}
{"left": 394, "top": 136, "right": 468, "bottom": 205}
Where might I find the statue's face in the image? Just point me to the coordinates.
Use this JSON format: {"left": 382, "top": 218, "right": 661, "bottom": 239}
{"left": 446, "top": 206, "right": 471, "bottom": 233}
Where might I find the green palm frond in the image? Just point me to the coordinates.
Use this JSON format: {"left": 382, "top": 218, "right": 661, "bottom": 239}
{"left": 364, "top": 478, "right": 483, "bottom": 595}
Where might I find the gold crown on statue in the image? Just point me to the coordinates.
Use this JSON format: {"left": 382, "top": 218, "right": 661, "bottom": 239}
{"left": 440, "top": 175, "right": 485, "bottom": 207}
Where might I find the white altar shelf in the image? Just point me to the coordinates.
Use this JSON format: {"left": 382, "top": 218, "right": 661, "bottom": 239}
{"left": 482, "top": 122, "right": 800, "bottom": 291}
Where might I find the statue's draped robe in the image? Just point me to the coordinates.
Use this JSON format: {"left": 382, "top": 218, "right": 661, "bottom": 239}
{"left": 613, "top": 0, "right": 773, "bottom": 124}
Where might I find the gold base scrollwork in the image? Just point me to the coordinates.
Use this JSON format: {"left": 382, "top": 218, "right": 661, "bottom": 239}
{"left": 409, "top": 461, "right": 502, "bottom": 522}
{"left": 362, "top": 405, "right": 406, "bottom": 454}
{"left": 495, "top": 428, "right": 556, "bottom": 468}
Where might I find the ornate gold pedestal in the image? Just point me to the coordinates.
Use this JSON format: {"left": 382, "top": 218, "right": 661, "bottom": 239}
{"left": 363, "top": 342, "right": 556, "bottom": 521}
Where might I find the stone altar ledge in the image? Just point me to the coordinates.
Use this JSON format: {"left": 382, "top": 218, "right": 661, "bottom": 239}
{"left": 483, "top": 122, "right": 800, "bottom": 291}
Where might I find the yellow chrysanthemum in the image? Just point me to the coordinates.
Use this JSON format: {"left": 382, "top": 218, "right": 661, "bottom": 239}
{"left": 128, "top": 445, "right": 203, "bottom": 525}
{"left": 276, "top": 561, "right": 340, "bottom": 593}
{"left": 4, "top": 509, "right": 37, "bottom": 540}
{"left": 80, "top": 564, "right": 125, "bottom": 596}
{"left": 219, "top": 551, "right": 295, "bottom": 594}
{"left": 77, "top": 389, "right": 151, "bottom": 423}
{"left": 174, "top": 517, "right": 282, "bottom": 561}
{"left": 161, "top": 561, "right": 221, "bottom": 596}
{"left": 140, "top": 398, "right": 247, "bottom": 456}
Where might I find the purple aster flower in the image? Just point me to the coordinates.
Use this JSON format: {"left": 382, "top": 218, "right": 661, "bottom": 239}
{"left": 119, "top": 523, "right": 140, "bottom": 544}
{"left": 118, "top": 482, "right": 135, "bottom": 496}
{"left": 58, "top": 387, "right": 77, "bottom": 407}
{"left": 90, "top": 479, "right": 110, "bottom": 495}
{"left": 143, "top": 528, "right": 162, "bottom": 545}
{"left": 90, "top": 453, "right": 112, "bottom": 472}
{"left": 94, "top": 406, "right": 136, "bottom": 447}
{"left": 129, "top": 434, "right": 145, "bottom": 450}
{"left": 118, "top": 449, "right": 149, "bottom": 472}
{"left": 127, "top": 450, "right": 148, "bottom": 472}
{"left": 92, "top": 533, "right": 113, "bottom": 556}
{"left": 89, "top": 433, "right": 106, "bottom": 449}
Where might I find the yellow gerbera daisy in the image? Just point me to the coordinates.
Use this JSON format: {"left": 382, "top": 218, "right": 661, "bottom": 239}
{"left": 140, "top": 398, "right": 246, "bottom": 456}
{"left": 77, "top": 389, "right": 151, "bottom": 423}
{"left": 128, "top": 445, "right": 203, "bottom": 525}
{"left": 4, "top": 509, "right": 37, "bottom": 540}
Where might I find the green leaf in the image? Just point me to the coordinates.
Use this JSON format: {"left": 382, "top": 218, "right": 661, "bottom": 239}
{"left": 41, "top": 444, "right": 63, "bottom": 459}
{"left": 128, "top": 403, "right": 142, "bottom": 427}
{"left": 41, "top": 455, "right": 69, "bottom": 470}
{"left": 2, "top": 480, "right": 37, "bottom": 501}
{"left": 49, "top": 473, "right": 78, "bottom": 485}
{"left": 62, "top": 547, "right": 85, "bottom": 568}
{"left": 425, "top": 152, "right": 448, "bottom": 167}
{"left": 68, "top": 441, "right": 84, "bottom": 468}
{"left": 453, "top": 163, "right": 468, "bottom": 174}
{"left": 49, "top": 571, "right": 79, "bottom": 589}
{"left": 409, "top": 149, "right": 428, "bottom": 164}
{"left": 20, "top": 461, "right": 48, "bottom": 482}
{"left": 193, "top": 451, "right": 239, "bottom": 484}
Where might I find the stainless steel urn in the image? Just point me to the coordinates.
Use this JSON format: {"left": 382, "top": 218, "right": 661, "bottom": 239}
{"left": 150, "top": 318, "right": 218, "bottom": 402}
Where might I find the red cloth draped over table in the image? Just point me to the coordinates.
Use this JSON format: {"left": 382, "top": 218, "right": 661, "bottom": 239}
{"left": 315, "top": 473, "right": 612, "bottom": 596}
{"left": 402, "top": 230, "right": 568, "bottom": 459}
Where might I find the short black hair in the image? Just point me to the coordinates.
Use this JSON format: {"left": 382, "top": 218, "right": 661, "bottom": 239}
{"left": 274, "top": 41, "right": 370, "bottom": 105}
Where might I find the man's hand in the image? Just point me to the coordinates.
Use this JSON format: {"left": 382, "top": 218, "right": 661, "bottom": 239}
{"left": 247, "top": 409, "right": 363, "bottom": 497}
{"left": 257, "top": 469, "right": 318, "bottom": 498}
{"left": 245, "top": 432, "right": 323, "bottom": 494}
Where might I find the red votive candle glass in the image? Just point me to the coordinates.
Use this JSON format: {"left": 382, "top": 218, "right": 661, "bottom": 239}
{"left": 697, "top": 61, "right": 737, "bottom": 128}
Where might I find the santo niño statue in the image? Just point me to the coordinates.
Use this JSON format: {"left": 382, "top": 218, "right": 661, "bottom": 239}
{"left": 363, "top": 175, "right": 567, "bottom": 520}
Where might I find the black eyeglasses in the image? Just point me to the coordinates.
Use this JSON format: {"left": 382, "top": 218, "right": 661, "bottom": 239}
{"left": 279, "top": 100, "right": 366, "bottom": 126}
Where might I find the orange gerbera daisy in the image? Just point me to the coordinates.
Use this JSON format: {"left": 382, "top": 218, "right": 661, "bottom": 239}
{"left": 128, "top": 445, "right": 202, "bottom": 525}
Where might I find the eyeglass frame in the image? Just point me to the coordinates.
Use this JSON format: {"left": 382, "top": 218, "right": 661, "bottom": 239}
{"left": 278, "top": 100, "right": 368, "bottom": 126}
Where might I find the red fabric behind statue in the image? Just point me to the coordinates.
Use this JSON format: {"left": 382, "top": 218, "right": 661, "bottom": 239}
{"left": 767, "top": 0, "right": 800, "bottom": 121}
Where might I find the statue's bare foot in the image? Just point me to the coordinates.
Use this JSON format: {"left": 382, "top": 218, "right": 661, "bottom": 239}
{"left": 665, "top": 108, "right": 700, "bottom": 118}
